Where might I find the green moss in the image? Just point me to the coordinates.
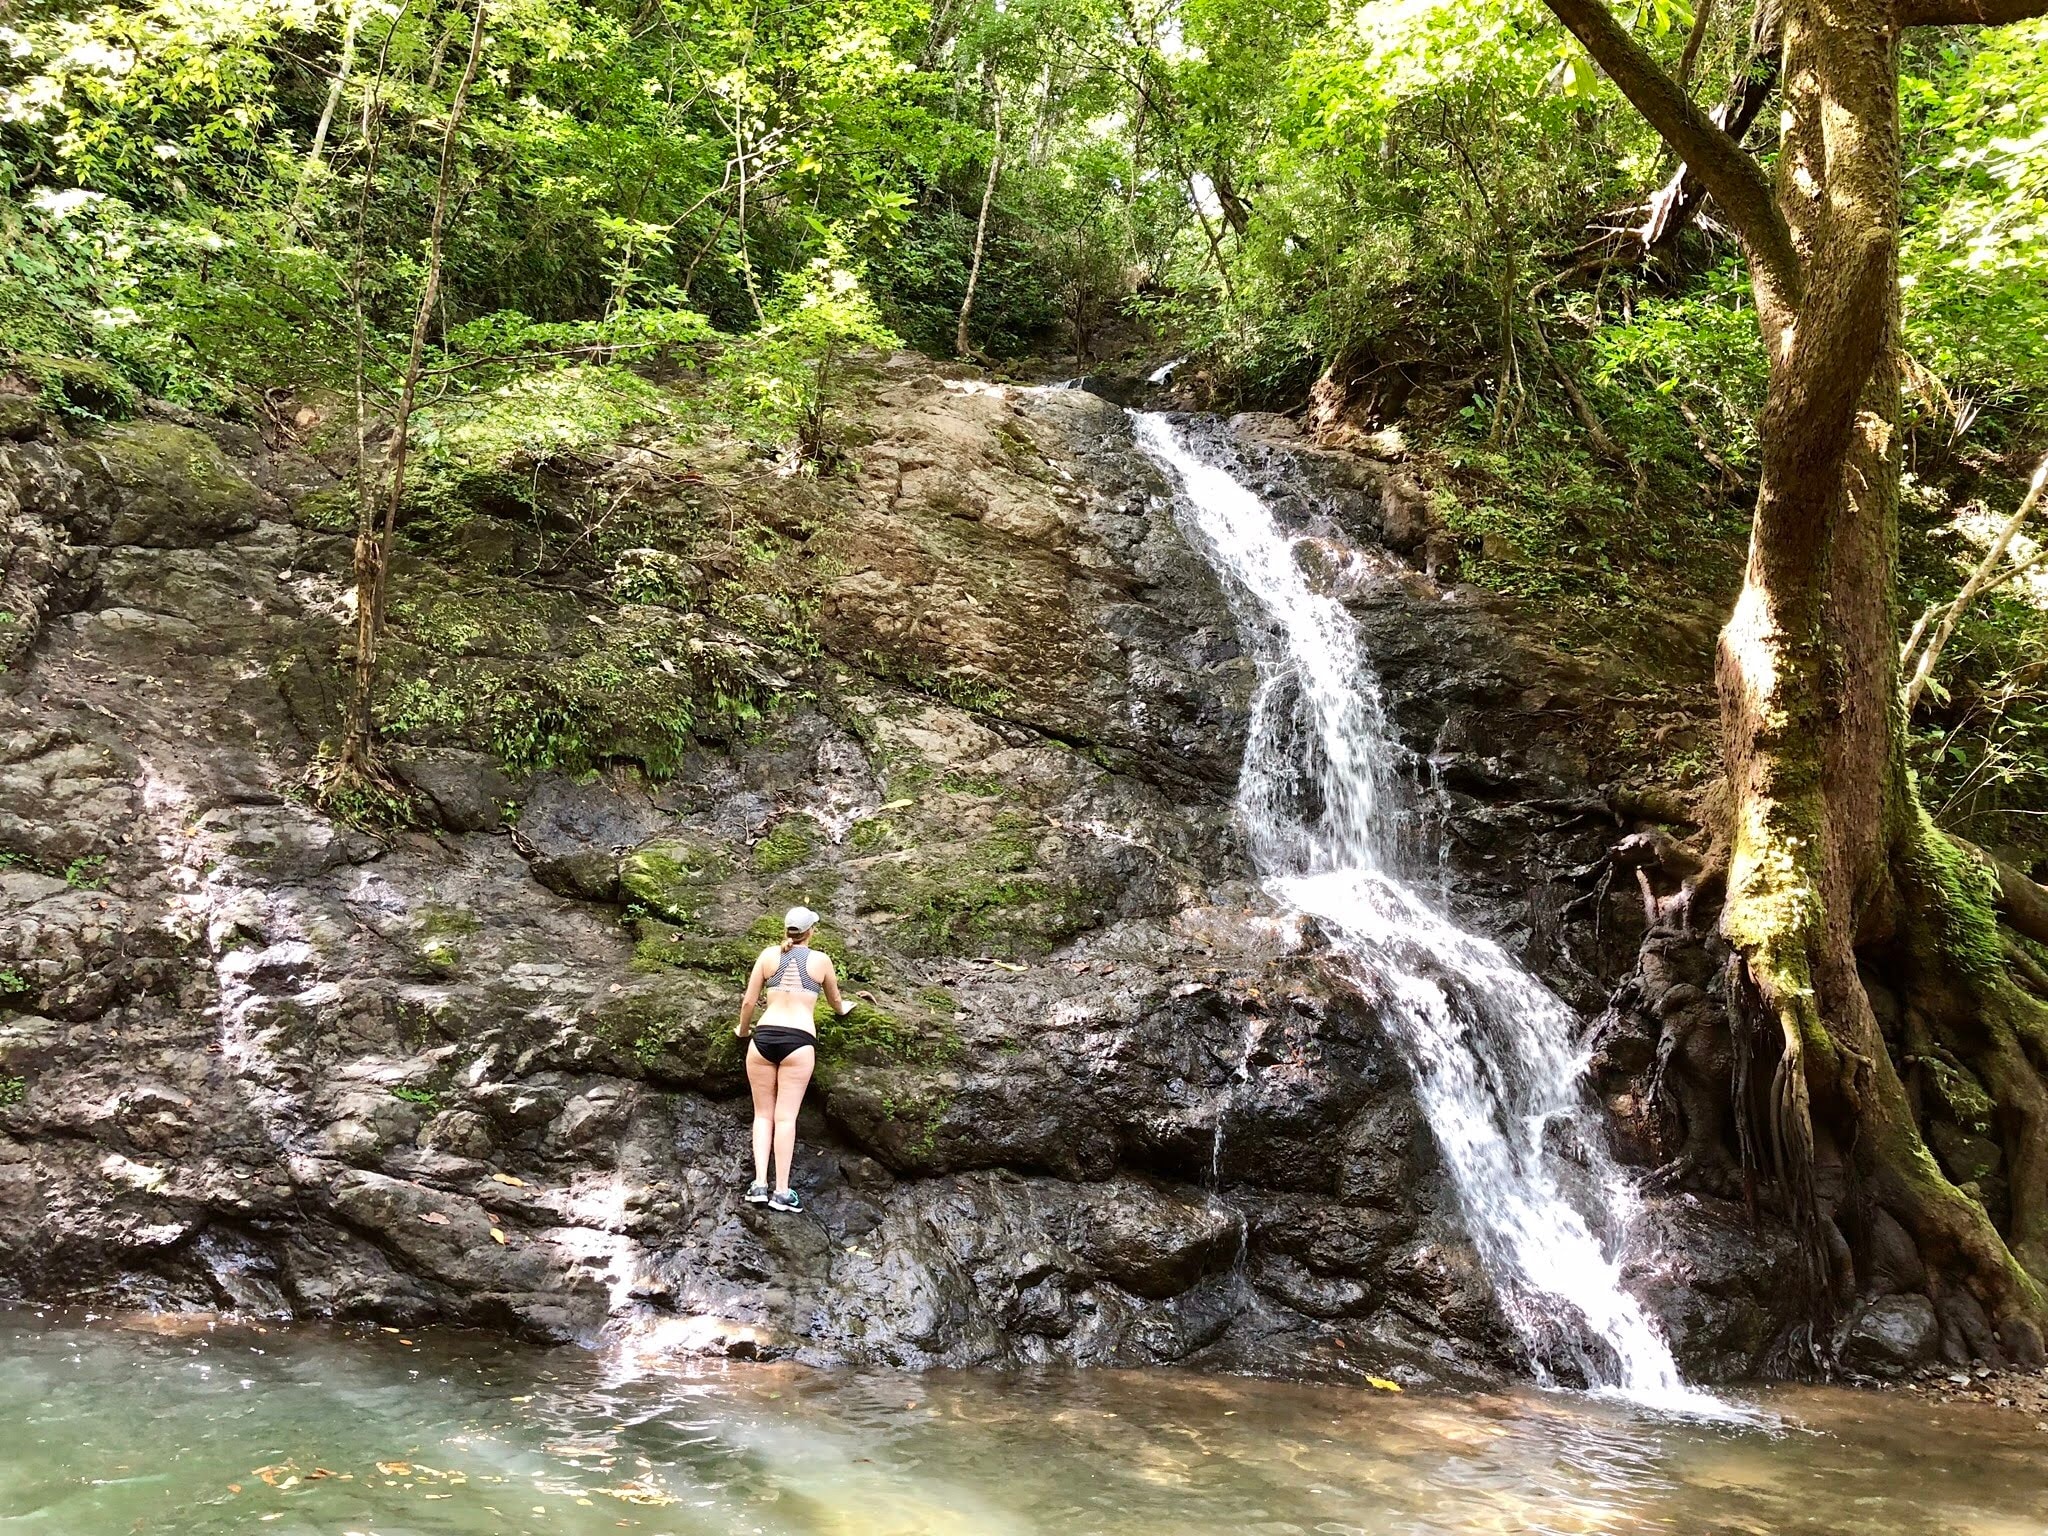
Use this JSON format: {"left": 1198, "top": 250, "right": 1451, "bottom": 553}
{"left": 752, "top": 816, "right": 820, "bottom": 874}
{"left": 379, "top": 602, "right": 769, "bottom": 781}
{"left": 63, "top": 855, "right": 107, "bottom": 890}
{"left": 416, "top": 939, "right": 461, "bottom": 978}
{"left": 620, "top": 838, "right": 734, "bottom": 926}
{"left": 18, "top": 353, "right": 137, "bottom": 418}
{"left": 406, "top": 364, "right": 679, "bottom": 523}
{"left": 293, "top": 486, "right": 358, "bottom": 533}
{"left": 88, "top": 419, "right": 251, "bottom": 516}
{"left": 1915, "top": 1048, "right": 1998, "bottom": 1136}
{"left": 918, "top": 986, "right": 957, "bottom": 1013}
{"left": 849, "top": 816, "right": 899, "bottom": 853}
{"left": 631, "top": 923, "right": 763, "bottom": 980}
{"left": 819, "top": 998, "right": 960, "bottom": 1072}
{"left": 594, "top": 982, "right": 743, "bottom": 1077}
{"left": 413, "top": 906, "right": 481, "bottom": 938}
{"left": 393, "top": 585, "right": 556, "bottom": 658}
{"left": 1905, "top": 807, "right": 2005, "bottom": 986}
{"left": 874, "top": 1082, "right": 953, "bottom": 1160}
{"left": 939, "top": 770, "right": 1003, "bottom": 797}
{"left": 857, "top": 817, "right": 1086, "bottom": 958}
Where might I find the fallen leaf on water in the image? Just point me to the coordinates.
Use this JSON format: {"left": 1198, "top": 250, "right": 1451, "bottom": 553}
{"left": 1366, "top": 1376, "right": 1403, "bottom": 1392}
{"left": 598, "top": 1483, "right": 676, "bottom": 1507}
{"left": 489, "top": 1227, "right": 508, "bottom": 1245}
{"left": 418, "top": 1212, "right": 450, "bottom": 1226}
{"left": 226, "top": 1484, "right": 242, "bottom": 1494}
{"left": 376, "top": 1462, "right": 413, "bottom": 1477}
{"left": 491, "top": 1173, "right": 527, "bottom": 1188}
{"left": 308, "top": 1468, "right": 336, "bottom": 1480}
{"left": 253, "top": 1465, "right": 292, "bottom": 1487}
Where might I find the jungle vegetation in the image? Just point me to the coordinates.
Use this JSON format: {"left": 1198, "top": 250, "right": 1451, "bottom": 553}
{"left": 4, "top": 0, "right": 2048, "bottom": 1356}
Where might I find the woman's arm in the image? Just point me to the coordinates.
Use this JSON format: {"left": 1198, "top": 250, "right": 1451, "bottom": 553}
{"left": 735, "top": 951, "right": 770, "bottom": 1037}
{"left": 819, "top": 956, "right": 853, "bottom": 1016}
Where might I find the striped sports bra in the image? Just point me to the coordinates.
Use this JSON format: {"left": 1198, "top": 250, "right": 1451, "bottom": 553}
{"left": 768, "top": 943, "right": 822, "bottom": 994}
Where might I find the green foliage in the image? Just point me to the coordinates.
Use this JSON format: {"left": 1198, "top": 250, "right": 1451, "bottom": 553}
{"left": 0, "top": 970, "right": 29, "bottom": 998}
{"left": 0, "top": 1076, "right": 24, "bottom": 1108}
{"left": 1901, "top": 22, "right": 2048, "bottom": 402}
{"left": 715, "top": 252, "right": 899, "bottom": 461}
{"left": 389, "top": 1084, "right": 442, "bottom": 1111}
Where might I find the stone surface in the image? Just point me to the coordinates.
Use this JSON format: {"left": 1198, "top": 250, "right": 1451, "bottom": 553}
{"left": 0, "top": 363, "right": 1804, "bottom": 1382}
{"left": 1841, "top": 1295, "right": 1942, "bottom": 1377}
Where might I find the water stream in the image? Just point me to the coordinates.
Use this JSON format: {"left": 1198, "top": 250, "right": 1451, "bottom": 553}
{"left": 1132, "top": 413, "right": 1703, "bottom": 1409}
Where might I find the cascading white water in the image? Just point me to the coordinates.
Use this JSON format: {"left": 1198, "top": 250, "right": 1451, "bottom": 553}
{"left": 1133, "top": 412, "right": 1716, "bottom": 1411}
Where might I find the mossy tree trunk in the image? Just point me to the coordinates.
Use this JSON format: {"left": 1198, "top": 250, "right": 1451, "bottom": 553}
{"left": 1545, "top": 0, "right": 2048, "bottom": 1363}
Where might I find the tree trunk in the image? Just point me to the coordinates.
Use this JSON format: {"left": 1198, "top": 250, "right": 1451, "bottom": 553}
{"left": 955, "top": 85, "right": 1002, "bottom": 360}
{"left": 1715, "top": 0, "right": 2046, "bottom": 1364}
{"left": 295, "top": 0, "right": 364, "bottom": 212}
{"left": 328, "top": 0, "right": 489, "bottom": 803}
{"left": 1545, "top": 0, "right": 2048, "bottom": 1366}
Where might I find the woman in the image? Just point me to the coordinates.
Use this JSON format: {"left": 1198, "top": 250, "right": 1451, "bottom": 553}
{"left": 734, "top": 905, "right": 849, "bottom": 1212}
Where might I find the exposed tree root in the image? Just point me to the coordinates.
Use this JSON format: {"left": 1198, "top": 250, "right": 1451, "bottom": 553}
{"left": 1712, "top": 812, "right": 2048, "bottom": 1367}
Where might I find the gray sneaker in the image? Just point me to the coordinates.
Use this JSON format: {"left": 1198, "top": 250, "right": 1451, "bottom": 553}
{"left": 745, "top": 1182, "right": 771, "bottom": 1205}
{"left": 768, "top": 1188, "right": 803, "bottom": 1214}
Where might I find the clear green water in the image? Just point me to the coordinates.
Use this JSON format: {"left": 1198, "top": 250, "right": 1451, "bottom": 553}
{"left": 3, "top": 1310, "right": 2044, "bottom": 1535}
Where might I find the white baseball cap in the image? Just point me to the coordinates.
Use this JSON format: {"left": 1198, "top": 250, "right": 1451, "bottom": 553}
{"left": 784, "top": 906, "right": 820, "bottom": 932}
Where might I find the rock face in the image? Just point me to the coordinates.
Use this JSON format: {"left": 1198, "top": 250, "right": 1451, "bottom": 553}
{"left": 0, "top": 362, "right": 1800, "bottom": 1382}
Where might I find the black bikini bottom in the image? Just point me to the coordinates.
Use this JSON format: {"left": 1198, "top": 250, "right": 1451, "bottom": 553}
{"left": 751, "top": 1025, "right": 817, "bottom": 1064}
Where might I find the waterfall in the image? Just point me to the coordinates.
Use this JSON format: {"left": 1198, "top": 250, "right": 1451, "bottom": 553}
{"left": 1133, "top": 412, "right": 1714, "bottom": 1410}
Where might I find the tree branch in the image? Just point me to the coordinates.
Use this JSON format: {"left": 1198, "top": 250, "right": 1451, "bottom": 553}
{"left": 1903, "top": 454, "right": 2048, "bottom": 710}
{"left": 1898, "top": 0, "right": 2048, "bottom": 25}
{"left": 1540, "top": 0, "right": 1800, "bottom": 297}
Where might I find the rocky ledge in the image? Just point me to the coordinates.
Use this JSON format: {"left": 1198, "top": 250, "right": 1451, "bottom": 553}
{"left": 0, "top": 362, "right": 1804, "bottom": 1383}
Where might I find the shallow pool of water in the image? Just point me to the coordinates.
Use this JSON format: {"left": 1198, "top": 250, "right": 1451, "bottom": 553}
{"left": 3, "top": 1309, "right": 2044, "bottom": 1535}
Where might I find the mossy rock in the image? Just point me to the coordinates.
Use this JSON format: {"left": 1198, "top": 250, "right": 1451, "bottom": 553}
{"left": 817, "top": 997, "right": 960, "bottom": 1074}
{"left": 0, "top": 395, "right": 53, "bottom": 443}
{"left": 751, "top": 814, "right": 822, "bottom": 874}
{"left": 80, "top": 420, "right": 261, "bottom": 547}
{"left": 589, "top": 975, "right": 744, "bottom": 1088}
{"left": 292, "top": 485, "right": 358, "bottom": 534}
{"left": 15, "top": 353, "right": 137, "bottom": 418}
{"left": 855, "top": 816, "right": 1092, "bottom": 957}
{"left": 621, "top": 837, "right": 737, "bottom": 926}
{"left": 820, "top": 1063, "right": 959, "bottom": 1172}
{"left": 631, "top": 919, "right": 763, "bottom": 981}
{"left": 380, "top": 602, "right": 771, "bottom": 780}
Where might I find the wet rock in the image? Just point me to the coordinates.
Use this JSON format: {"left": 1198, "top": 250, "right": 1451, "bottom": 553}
{"left": 516, "top": 773, "right": 665, "bottom": 900}
{"left": 1842, "top": 1295, "right": 1941, "bottom": 1376}
{"left": 398, "top": 750, "right": 523, "bottom": 832}
{"left": 0, "top": 375, "right": 1800, "bottom": 1383}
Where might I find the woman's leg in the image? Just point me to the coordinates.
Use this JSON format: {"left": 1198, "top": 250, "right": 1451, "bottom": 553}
{"left": 771, "top": 1045, "right": 815, "bottom": 1194}
{"left": 745, "top": 1043, "right": 778, "bottom": 1187}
